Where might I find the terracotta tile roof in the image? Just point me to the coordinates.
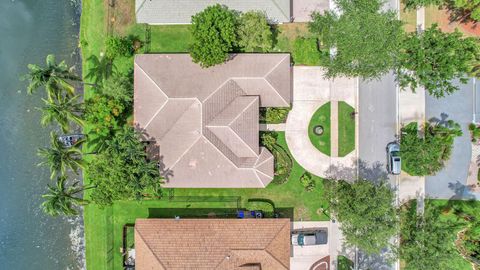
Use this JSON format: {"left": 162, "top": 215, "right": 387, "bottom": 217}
{"left": 134, "top": 219, "right": 291, "bottom": 270}
{"left": 134, "top": 54, "right": 291, "bottom": 188}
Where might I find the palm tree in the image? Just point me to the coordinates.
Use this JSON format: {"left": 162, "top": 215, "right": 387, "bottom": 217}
{"left": 41, "top": 176, "right": 94, "bottom": 216}
{"left": 85, "top": 54, "right": 115, "bottom": 86}
{"left": 24, "top": 54, "right": 80, "bottom": 101}
{"left": 39, "top": 95, "right": 84, "bottom": 133}
{"left": 38, "top": 132, "right": 85, "bottom": 179}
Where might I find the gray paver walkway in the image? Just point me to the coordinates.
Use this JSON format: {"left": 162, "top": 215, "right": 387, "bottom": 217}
{"left": 259, "top": 123, "right": 286, "bottom": 131}
{"left": 331, "top": 101, "right": 339, "bottom": 157}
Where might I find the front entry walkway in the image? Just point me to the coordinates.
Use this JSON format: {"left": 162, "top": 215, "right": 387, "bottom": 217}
{"left": 286, "top": 67, "right": 358, "bottom": 178}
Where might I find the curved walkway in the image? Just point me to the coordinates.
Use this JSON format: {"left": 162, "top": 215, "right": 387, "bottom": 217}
{"left": 286, "top": 67, "right": 358, "bottom": 178}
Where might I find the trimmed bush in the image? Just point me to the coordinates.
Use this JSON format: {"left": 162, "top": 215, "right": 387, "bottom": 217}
{"left": 299, "top": 172, "right": 316, "bottom": 192}
{"left": 260, "top": 107, "right": 290, "bottom": 124}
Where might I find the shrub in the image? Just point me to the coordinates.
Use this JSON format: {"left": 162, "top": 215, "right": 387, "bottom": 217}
{"left": 299, "top": 172, "right": 316, "bottom": 192}
{"left": 88, "top": 126, "right": 162, "bottom": 206}
{"left": 260, "top": 107, "right": 290, "bottom": 124}
{"left": 261, "top": 132, "right": 277, "bottom": 151}
{"left": 190, "top": 4, "right": 237, "bottom": 67}
{"left": 260, "top": 131, "right": 292, "bottom": 184}
{"left": 292, "top": 37, "right": 322, "bottom": 66}
{"left": 469, "top": 123, "right": 480, "bottom": 142}
{"left": 401, "top": 121, "right": 462, "bottom": 176}
{"left": 237, "top": 11, "right": 273, "bottom": 52}
{"left": 105, "top": 35, "right": 140, "bottom": 59}
{"left": 85, "top": 94, "right": 128, "bottom": 137}
{"left": 101, "top": 75, "right": 133, "bottom": 104}
{"left": 246, "top": 199, "right": 275, "bottom": 216}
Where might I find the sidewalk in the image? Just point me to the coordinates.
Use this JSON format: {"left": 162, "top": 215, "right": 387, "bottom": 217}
{"left": 398, "top": 7, "right": 426, "bottom": 208}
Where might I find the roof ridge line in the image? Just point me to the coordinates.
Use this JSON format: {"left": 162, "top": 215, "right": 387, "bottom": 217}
{"left": 135, "top": 62, "right": 168, "bottom": 99}
{"left": 263, "top": 54, "right": 290, "bottom": 78}
{"left": 226, "top": 96, "right": 258, "bottom": 126}
{"left": 264, "top": 221, "right": 291, "bottom": 269}
{"left": 135, "top": 0, "right": 147, "bottom": 15}
{"left": 167, "top": 136, "right": 202, "bottom": 170}
{"left": 262, "top": 77, "right": 290, "bottom": 106}
{"left": 135, "top": 226, "right": 168, "bottom": 269}
{"left": 270, "top": 0, "right": 290, "bottom": 21}
{"left": 207, "top": 125, "right": 258, "bottom": 158}
{"left": 255, "top": 149, "right": 274, "bottom": 168}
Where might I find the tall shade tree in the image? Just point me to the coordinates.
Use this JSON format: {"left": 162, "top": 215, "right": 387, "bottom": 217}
{"left": 400, "top": 120, "right": 462, "bottom": 176}
{"left": 24, "top": 54, "right": 80, "bottom": 101}
{"left": 37, "top": 132, "right": 84, "bottom": 179}
{"left": 309, "top": 0, "right": 403, "bottom": 78}
{"left": 324, "top": 179, "right": 398, "bottom": 256}
{"left": 190, "top": 4, "right": 237, "bottom": 68}
{"left": 39, "top": 95, "right": 84, "bottom": 133}
{"left": 237, "top": 11, "right": 273, "bottom": 52}
{"left": 88, "top": 126, "right": 161, "bottom": 206}
{"left": 397, "top": 24, "right": 479, "bottom": 98}
{"left": 41, "top": 176, "right": 93, "bottom": 216}
{"left": 85, "top": 54, "right": 115, "bottom": 86}
{"left": 400, "top": 201, "right": 459, "bottom": 269}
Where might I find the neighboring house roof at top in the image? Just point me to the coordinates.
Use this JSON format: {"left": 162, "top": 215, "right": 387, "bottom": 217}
{"left": 135, "top": 0, "right": 291, "bottom": 24}
{"left": 134, "top": 54, "right": 290, "bottom": 188}
{"left": 134, "top": 218, "right": 291, "bottom": 270}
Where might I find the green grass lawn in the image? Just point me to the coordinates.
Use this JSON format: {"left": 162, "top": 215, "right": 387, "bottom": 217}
{"left": 88, "top": 132, "right": 329, "bottom": 270}
{"left": 400, "top": 2, "right": 417, "bottom": 33}
{"left": 338, "top": 101, "right": 355, "bottom": 157}
{"left": 308, "top": 102, "right": 331, "bottom": 156}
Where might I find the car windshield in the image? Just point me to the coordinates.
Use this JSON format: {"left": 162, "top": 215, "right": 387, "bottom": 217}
{"left": 391, "top": 151, "right": 400, "bottom": 157}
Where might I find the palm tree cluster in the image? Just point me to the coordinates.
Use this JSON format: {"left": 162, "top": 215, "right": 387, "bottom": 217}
{"left": 24, "top": 54, "right": 92, "bottom": 216}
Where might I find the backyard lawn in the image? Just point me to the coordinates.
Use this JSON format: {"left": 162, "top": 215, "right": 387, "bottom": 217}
{"left": 85, "top": 132, "right": 330, "bottom": 270}
{"left": 80, "top": 1, "right": 331, "bottom": 269}
{"left": 308, "top": 102, "right": 331, "bottom": 156}
{"left": 338, "top": 101, "right": 355, "bottom": 157}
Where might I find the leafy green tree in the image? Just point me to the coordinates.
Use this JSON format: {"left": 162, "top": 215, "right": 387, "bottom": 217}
{"left": 309, "top": 0, "right": 403, "bottom": 78}
{"left": 237, "top": 11, "right": 273, "bottom": 52}
{"left": 397, "top": 24, "right": 479, "bottom": 98}
{"left": 105, "top": 35, "right": 138, "bottom": 59}
{"left": 39, "top": 95, "right": 84, "bottom": 133}
{"left": 87, "top": 126, "right": 161, "bottom": 206}
{"left": 100, "top": 74, "right": 133, "bottom": 103}
{"left": 448, "top": 0, "right": 480, "bottom": 22}
{"left": 84, "top": 94, "right": 128, "bottom": 138}
{"left": 41, "top": 176, "right": 93, "bottom": 216}
{"left": 190, "top": 4, "right": 237, "bottom": 67}
{"left": 37, "top": 132, "right": 84, "bottom": 179}
{"left": 24, "top": 54, "right": 80, "bottom": 101}
{"left": 400, "top": 121, "right": 462, "bottom": 176}
{"left": 324, "top": 179, "right": 398, "bottom": 256}
{"left": 85, "top": 54, "right": 115, "bottom": 86}
{"left": 400, "top": 201, "right": 459, "bottom": 270}
{"left": 403, "top": 0, "right": 444, "bottom": 10}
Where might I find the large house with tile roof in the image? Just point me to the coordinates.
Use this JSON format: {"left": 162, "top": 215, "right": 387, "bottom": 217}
{"left": 134, "top": 54, "right": 291, "bottom": 188}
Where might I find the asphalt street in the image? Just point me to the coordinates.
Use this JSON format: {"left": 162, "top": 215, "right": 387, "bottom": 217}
{"left": 358, "top": 73, "right": 398, "bottom": 185}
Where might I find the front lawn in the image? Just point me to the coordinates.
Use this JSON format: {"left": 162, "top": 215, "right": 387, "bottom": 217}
{"left": 308, "top": 102, "right": 331, "bottom": 156}
{"left": 338, "top": 101, "right": 355, "bottom": 157}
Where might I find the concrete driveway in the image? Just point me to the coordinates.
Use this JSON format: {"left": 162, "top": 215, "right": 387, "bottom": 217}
{"left": 425, "top": 78, "right": 480, "bottom": 200}
{"left": 286, "top": 67, "right": 357, "bottom": 179}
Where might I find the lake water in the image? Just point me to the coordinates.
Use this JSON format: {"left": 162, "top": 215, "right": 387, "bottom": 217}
{"left": 0, "top": 0, "right": 84, "bottom": 269}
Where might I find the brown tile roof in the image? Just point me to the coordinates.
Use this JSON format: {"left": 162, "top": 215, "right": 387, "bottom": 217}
{"left": 134, "top": 219, "right": 291, "bottom": 270}
{"left": 134, "top": 54, "right": 291, "bottom": 188}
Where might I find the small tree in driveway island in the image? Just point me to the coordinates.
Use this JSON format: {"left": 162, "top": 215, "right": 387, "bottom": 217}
{"left": 400, "top": 121, "right": 462, "bottom": 176}
{"left": 324, "top": 179, "right": 398, "bottom": 258}
{"left": 396, "top": 24, "right": 479, "bottom": 98}
{"left": 190, "top": 4, "right": 237, "bottom": 68}
{"left": 308, "top": 0, "right": 403, "bottom": 79}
